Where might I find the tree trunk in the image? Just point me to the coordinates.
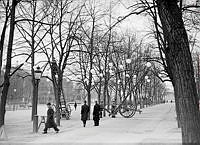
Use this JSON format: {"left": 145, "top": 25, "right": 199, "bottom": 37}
{"left": 0, "top": 0, "right": 9, "bottom": 76}
{"left": 103, "top": 76, "right": 108, "bottom": 117}
{"left": 115, "top": 76, "right": 118, "bottom": 104}
{"left": 0, "top": 0, "right": 16, "bottom": 128}
{"left": 157, "top": 0, "right": 200, "bottom": 143}
{"left": 0, "top": 18, "right": 8, "bottom": 76}
{"left": 174, "top": 88, "right": 181, "bottom": 128}
{"left": 31, "top": 79, "right": 38, "bottom": 120}
{"left": 197, "top": 53, "right": 200, "bottom": 99}
{"left": 31, "top": 0, "right": 37, "bottom": 121}
{"left": 56, "top": 76, "right": 62, "bottom": 126}
{"left": 107, "top": 87, "right": 110, "bottom": 111}
{"left": 87, "top": 70, "right": 92, "bottom": 120}
{"left": 98, "top": 77, "right": 102, "bottom": 103}
{"left": 87, "top": 87, "right": 91, "bottom": 120}
{"left": 52, "top": 73, "right": 61, "bottom": 126}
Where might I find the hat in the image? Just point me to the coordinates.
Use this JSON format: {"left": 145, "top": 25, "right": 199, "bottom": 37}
{"left": 47, "top": 102, "right": 51, "bottom": 106}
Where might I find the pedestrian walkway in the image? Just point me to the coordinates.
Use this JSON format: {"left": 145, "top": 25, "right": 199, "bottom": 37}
{"left": 0, "top": 103, "right": 182, "bottom": 145}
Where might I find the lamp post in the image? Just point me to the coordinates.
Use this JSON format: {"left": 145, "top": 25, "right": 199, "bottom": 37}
{"left": 99, "top": 73, "right": 103, "bottom": 78}
{"left": 126, "top": 58, "right": 131, "bottom": 64}
{"left": 146, "top": 62, "right": 152, "bottom": 68}
{"left": 46, "top": 78, "right": 51, "bottom": 102}
{"left": 13, "top": 89, "right": 16, "bottom": 111}
{"left": 144, "top": 75, "right": 151, "bottom": 107}
{"left": 33, "top": 66, "right": 42, "bottom": 133}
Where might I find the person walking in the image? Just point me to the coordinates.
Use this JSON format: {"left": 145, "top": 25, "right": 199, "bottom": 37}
{"left": 81, "top": 100, "right": 90, "bottom": 127}
{"left": 43, "top": 102, "right": 59, "bottom": 134}
{"left": 93, "top": 101, "right": 101, "bottom": 126}
{"left": 74, "top": 101, "right": 77, "bottom": 111}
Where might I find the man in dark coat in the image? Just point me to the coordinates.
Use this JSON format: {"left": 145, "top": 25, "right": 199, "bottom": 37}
{"left": 74, "top": 101, "right": 77, "bottom": 111}
{"left": 93, "top": 101, "right": 101, "bottom": 126}
{"left": 43, "top": 103, "right": 59, "bottom": 134}
{"left": 81, "top": 100, "right": 90, "bottom": 127}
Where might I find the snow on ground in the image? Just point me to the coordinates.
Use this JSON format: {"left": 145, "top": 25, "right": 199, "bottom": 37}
{"left": 0, "top": 103, "right": 182, "bottom": 145}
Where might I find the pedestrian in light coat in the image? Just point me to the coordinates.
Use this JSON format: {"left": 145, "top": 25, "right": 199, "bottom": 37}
{"left": 43, "top": 102, "right": 59, "bottom": 134}
{"left": 93, "top": 101, "right": 101, "bottom": 126}
{"left": 81, "top": 100, "right": 90, "bottom": 127}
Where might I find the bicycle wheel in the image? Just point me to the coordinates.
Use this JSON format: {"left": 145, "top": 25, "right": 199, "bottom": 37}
{"left": 119, "top": 103, "right": 137, "bottom": 118}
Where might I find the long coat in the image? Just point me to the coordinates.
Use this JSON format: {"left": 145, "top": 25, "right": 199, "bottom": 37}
{"left": 46, "top": 108, "right": 57, "bottom": 128}
{"left": 93, "top": 104, "right": 101, "bottom": 121}
{"left": 81, "top": 104, "right": 90, "bottom": 121}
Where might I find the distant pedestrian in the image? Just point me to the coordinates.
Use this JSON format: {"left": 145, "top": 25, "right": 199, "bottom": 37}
{"left": 74, "top": 101, "right": 77, "bottom": 111}
{"left": 43, "top": 103, "right": 59, "bottom": 134}
{"left": 81, "top": 100, "right": 90, "bottom": 127}
{"left": 199, "top": 100, "right": 200, "bottom": 111}
{"left": 93, "top": 101, "right": 101, "bottom": 126}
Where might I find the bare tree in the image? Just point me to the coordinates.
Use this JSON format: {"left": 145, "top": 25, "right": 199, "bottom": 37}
{"left": 156, "top": 0, "right": 200, "bottom": 143}
{"left": 107, "top": 0, "right": 200, "bottom": 142}
{"left": 0, "top": 0, "right": 17, "bottom": 128}
{"left": 15, "top": 0, "right": 53, "bottom": 120}
{"left": 40, "top": 0, "right": 84, "bottom": 125}
{"left": 73, "top": 0, "right": 109, "bottom": 118}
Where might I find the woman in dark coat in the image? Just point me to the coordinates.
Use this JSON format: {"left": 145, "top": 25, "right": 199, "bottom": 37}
{"left": 43, "top": 103, "right": 59, "bottom": 134}
{"left": 93, "top": 101, "right": 101, "bottom": 126}
{"left": 81, "top": 100, "right": 90, "bottom": 127}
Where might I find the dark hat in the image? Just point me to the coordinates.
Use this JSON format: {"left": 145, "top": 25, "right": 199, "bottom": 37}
{"left": 47, "top": 102, "right": 51, "bottom": 105}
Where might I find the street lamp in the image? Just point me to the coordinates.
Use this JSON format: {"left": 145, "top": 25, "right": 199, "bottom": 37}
{"left": 84, "top": 78, "right": 88, "bottom": 84}
{"left": 117, "top": 79, "right": 121, "bottom": 84}
{"left": 146, "top": 79, "right": 151, "bottom": 83}
{"left": 35, "top": 66, "right": 42, "bottom": 80}
{"left": 90, "top": 68, "right": 95, "bottom": 75}
{"left": 126, "top": 58, "right": 131, "bottom": 64}
{"left": 13, "top": 89, "right": 17, "bottom": 111}
{"left": 33, "top": 66, "right": 42, "bottom": 133}
{"left": 55, "top": 74, "right": 58, "bottom": 80}
{"left": 133, "top": 74, "right": 137, "bottom": 85}
{"left": 109, "top": 62, "right": 113, "bottom": 68}
{"left": 145, "top": 76, "right": 149, "bottom": 80}
{"left": 99, "top": 73, "right": 103, "bottom": 78}
{"left": 125, "top": 74, "right": 130, "bottom": 78}
{"left": 146, "top": 62, "right": 151, "bottom": 68}
{"left": 119, "top": 64, "right": 124, "bottom": 70}
{"left": 144, "top": 75, "right": 150, "bottom": 107}
{"left": 91, "top": 81, "right": 95, "bottom": 86}
{"left": 109, "top": 70, "right": 113, "bottom": 74}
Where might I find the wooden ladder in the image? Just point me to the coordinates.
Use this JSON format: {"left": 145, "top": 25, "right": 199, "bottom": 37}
{"left": 59, "top": 90, "right": 70, "bottom": 120}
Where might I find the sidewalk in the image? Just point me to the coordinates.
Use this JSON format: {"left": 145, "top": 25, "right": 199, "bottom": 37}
{"left": 0, "top": 103, "right": 182, "bottom": 145}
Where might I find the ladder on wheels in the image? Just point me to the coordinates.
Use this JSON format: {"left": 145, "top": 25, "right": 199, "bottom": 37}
{"left": 59, "top": 90, "right": 71, "bottom": 120}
